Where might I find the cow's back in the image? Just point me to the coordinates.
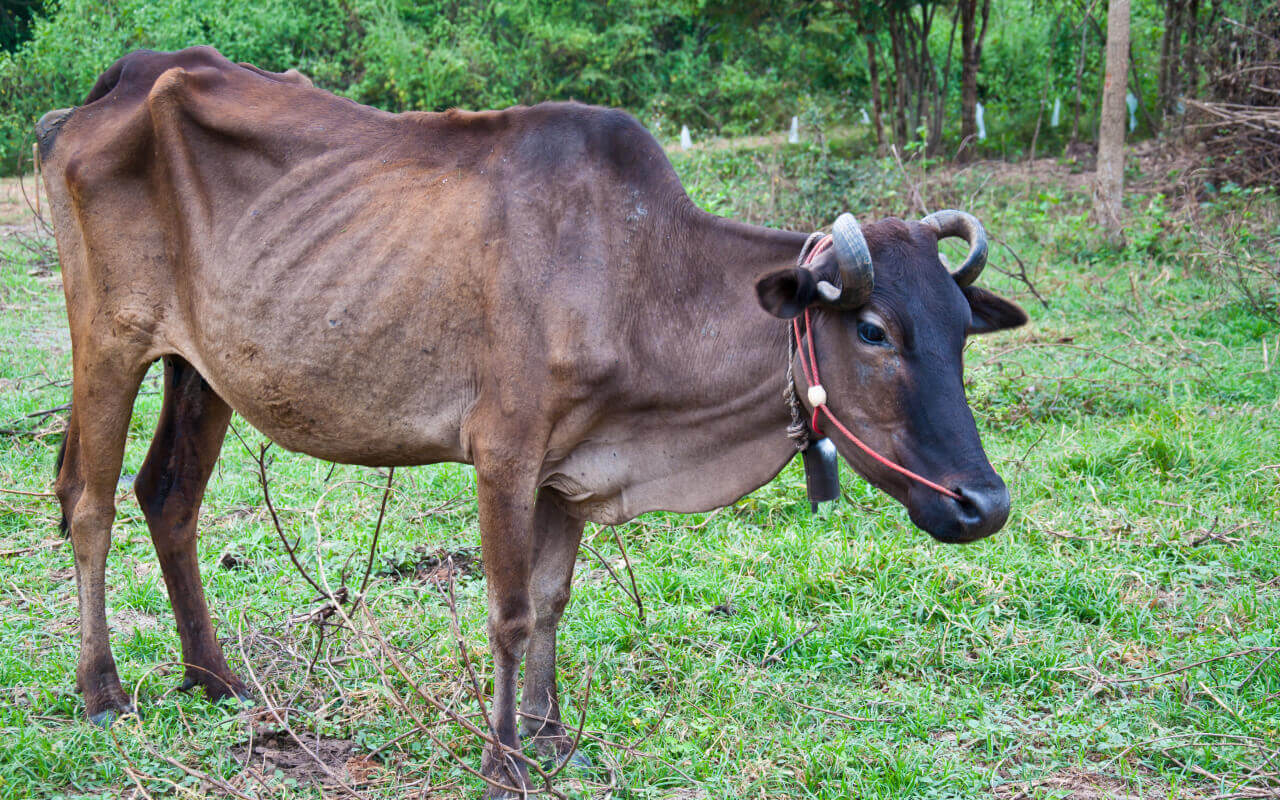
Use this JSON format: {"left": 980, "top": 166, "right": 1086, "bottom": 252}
{"left": 38, "top": 48, "right": 706, "bottom": 473}
{"left": 40, "top": 49, "right": 502, "bottom": 465}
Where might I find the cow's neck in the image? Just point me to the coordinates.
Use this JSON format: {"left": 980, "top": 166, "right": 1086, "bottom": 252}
{"left": 598, "top": 209, "right": 813, "bottom": 521}
{"left": 681, "top": 208, "right": 812, "bottom": 444}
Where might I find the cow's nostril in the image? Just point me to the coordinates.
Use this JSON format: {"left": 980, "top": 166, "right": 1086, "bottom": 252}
{"left": 908, "top": 481, "right": 1011, "bottom": 543}
{"left": 952, "top": 487, "right": 982, "bottom": 521}
{"left": 951, "top": 484, "right": 1011, "bottom": 534}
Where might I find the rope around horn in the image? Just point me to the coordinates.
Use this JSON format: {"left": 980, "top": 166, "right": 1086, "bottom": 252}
{"left": 784, "top": 231, "right": 829, "bottom": 452}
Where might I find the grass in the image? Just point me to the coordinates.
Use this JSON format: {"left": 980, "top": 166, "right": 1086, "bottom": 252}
{"left": 0, "top": 138, "right": 1278, "bottom": 800}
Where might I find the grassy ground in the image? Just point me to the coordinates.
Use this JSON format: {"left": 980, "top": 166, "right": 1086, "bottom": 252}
{"left": 0, "top": 140, "right": 1277, "bottom": 800}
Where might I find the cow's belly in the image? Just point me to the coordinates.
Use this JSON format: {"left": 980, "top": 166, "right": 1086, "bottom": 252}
{"left": 185, "top": 320, "right": 471, "bottom": 465}
{"left": 172, "top": 163, "right": 487, "bottom": 465}
{"left": 181, "top": 262, "right": 479, "bottom": 466}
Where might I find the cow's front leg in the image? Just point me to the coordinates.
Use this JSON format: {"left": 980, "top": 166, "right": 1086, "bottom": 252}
{"left": 475, "top": 452, "right": 538, "bottom": 797}
{"left": 520, "top": 491, "right": 586, "bottom": 764}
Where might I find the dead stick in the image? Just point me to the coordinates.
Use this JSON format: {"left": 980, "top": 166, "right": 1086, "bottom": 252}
{"left": 582, "top": 539, "right": 643, "bottom": 618}
{"left": 231, "top": 428, "right": 328, "bottom": 598}
{"left": 763, "top": 621, "right": 820, "bottom": 666}
{"left": 0, "top": 487, "right": 55, "bottom": 498}
{"left": 613, "top": 527, "right": 644, "bottom": 623}
{"left": 749, "top": 687, "right": 891, "bottom": 723}
{"left": 1103, "top": 647, "right": 1280, "bottom": 685}
{"left": 23, "top": 402, "right": 70, "bottom": 419}
{"left": 357, "top": 466, "right": 395, "bottom": 597}
{"left": 233, "top": 616, "right": 368, "bottom": 799}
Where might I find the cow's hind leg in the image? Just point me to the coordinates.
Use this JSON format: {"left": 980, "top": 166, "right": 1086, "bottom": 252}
{"left": 133, "top": 356, "right": 247, "bottom": 702}
{"left": 55, "top": 355, "right": 148, "bottom": 725}
{"left": 519, "top": 492, "right": 586, "bottom": 765}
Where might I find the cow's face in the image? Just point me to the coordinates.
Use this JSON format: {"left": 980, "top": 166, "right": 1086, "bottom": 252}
{"left": 756, "top": 217, "right": 1026, "bottom": 543}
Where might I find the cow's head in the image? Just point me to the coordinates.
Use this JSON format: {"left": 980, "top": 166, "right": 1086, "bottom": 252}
{"left": 755, "top": 211, "right": 1026, "bottom": 543}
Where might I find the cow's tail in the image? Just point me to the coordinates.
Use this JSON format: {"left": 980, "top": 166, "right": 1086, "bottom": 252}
{"left": 55, "top": 416, "right": 69, "bottom": 537}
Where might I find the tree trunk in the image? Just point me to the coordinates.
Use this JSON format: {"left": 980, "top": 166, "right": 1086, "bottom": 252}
{"left": 1184, "top": 0, "right": 1202, "bottom": 100}
{"left": 1169, "top": 0, "right": 1187, "bottom": 110}
{"left": 958, "top": 0, "right": 991, "bottom": 160}
{"left": 913, "top": 5, "right": 934, "bottom": 146}
{"left": 1159, "top": 0, "right": 1184, "bottom": 118}
{"left": 929, "top": 3, "right": 960, "bottom": 156}
{"left": 1095, "top": 0, "right": 1130, "bottom": 245}
{"left": 1070, "top": 9, "right": 1090, "bottom": 143}
{"left": 889, "top": 15, "right": 910, "bottom": 146}
{"left": 866, "top": 36, "right": 885, "bottom": 151}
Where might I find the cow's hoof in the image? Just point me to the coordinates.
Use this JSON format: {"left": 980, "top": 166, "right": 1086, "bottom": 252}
{"left": 87, "top": 701, "right": 138, "bottom": 727}
{"left": 179, "top": 671, "right": 253, "bottom": 705}
{"left": 481, "top": 745, "right": 531, "bottom": 799}
{"left": 482, "top": 780, "right": 531, "bottom": 800}
{"left": 533, "top": 735, "right": 592, "bottom": 770}
{"left": 561, "top": 748, "right": 592, "bottom": 770}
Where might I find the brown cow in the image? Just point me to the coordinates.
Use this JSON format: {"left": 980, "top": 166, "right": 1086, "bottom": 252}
{"left": 39, "top": 47, "right": 1026, "bottom": 796}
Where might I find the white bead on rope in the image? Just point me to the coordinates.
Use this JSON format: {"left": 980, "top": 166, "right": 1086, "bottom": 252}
{"left": 807, "top": 384, "right": 827, "bottom": 408}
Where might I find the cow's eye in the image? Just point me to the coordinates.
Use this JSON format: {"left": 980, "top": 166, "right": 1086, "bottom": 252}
{"left": 858, "top": 321, "right": 887, "bottom": 345}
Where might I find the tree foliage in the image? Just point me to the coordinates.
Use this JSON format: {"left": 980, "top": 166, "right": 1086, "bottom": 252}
{"left": 0, "top": 0, "right": 1213, "bottom": 173}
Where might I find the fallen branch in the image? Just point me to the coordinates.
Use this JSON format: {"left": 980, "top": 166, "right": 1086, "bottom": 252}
{"left": 0, "top": 539, "right": 62, "bottom": 557}
{"left": 762, "top": 621, "right": 820, "bottom": 666}
{"left": 748, "top": 687, "right": 891, "bottom": 723}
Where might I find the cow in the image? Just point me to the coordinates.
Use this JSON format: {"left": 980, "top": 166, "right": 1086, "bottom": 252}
{"left": 37, "top": 47, "right": 1027, "bottom": 796}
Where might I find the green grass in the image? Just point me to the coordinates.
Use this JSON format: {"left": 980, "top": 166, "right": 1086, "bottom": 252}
{"left": 0, "top": 142, "right": 1278, "bottom": 799}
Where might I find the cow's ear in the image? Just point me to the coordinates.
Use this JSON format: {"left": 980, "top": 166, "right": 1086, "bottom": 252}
{"left": 756, "top": 267, "right": 818, "bottom": 319}
{"left": 964, "top": 286, "right": 1028, "bottom": 334}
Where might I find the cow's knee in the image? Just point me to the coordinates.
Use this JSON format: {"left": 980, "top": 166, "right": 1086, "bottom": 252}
{"left": 133, "top": 468, "right": 170, "bottom": 524}
{"left": 68, "top": 498, "right": 115, "bottom": 548}
{"left": 134, "top": 466, "right": 196, "bottom": 538}
{"left": 532, "top": 581, "right": 572, "bottom": 621}
{"left": 488, "top": 597, "right": 534, "bottom": 660}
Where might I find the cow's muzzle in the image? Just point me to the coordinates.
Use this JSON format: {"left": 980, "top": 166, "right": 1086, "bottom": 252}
{"left": 907, "top": 478, "right": 1010, "bottom": 543}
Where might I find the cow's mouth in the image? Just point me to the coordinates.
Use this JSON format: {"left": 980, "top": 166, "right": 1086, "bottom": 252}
{"left": 907, "top": 480, "right": 1010, "bottom": 543}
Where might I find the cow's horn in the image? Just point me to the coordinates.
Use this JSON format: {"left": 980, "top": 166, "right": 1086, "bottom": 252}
{"left": 820, "top": 212, "right": 874, "bottom": 309}
{"left": 920, "top": 209, "right": 988, "bottom": 287}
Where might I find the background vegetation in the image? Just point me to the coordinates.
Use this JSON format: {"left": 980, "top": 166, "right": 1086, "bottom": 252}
{"left": 0, "top": 0, "right": 1267, "bottom": 173}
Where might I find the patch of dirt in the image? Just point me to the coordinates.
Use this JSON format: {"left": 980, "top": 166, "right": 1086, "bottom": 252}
{"left": 109, "top": 609, "right": 158, "bottom": 637}
{"left": 0, "top": 175, "right": 40, "bottom": 230}
{"left": 230, "top": 732, "right": 369, "bottom": 788}
{"left": 213, "top": 505, "right": 258, "bottom": 526}
{"left": 219, "top": 549, "right": 248, "bottom": 570}
{"left": 378, "top": 545, "right": 482, "bottom": 586}
{"left": 994, "top": 767, "right": 1186, "bottom": 800}
{"left": 1120, "top": 579, "right": 1184, "bottom": 613}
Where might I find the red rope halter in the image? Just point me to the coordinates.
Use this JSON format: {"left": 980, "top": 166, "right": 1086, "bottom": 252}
{"left": 793, "top": 236, "right": 961, "bottom": 501}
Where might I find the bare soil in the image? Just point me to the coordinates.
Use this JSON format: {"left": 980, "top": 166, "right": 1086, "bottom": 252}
{"left": 994, "top": 766, "right": 1202, "bottom": 800}
{"left": 0, "top": 175, "right": 41, "bottom": 232}
{"left": 230, "top": 731, "right": 364, "bottom": 788}
{"left": 381, "top": 545, "right": 482, "bottom": 586}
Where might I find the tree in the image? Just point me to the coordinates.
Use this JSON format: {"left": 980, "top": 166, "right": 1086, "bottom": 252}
{"left": 1158, "top": 0, "right": 1204, "bottom": 125}
{"left": 1094, "top": 0, "right": 1130, "bottom": 245}
{"left": 957, "top": 0, "right": 991, "bottom": 161}
{"left": 0, "top": 0, "right": 46, "bottom": 51}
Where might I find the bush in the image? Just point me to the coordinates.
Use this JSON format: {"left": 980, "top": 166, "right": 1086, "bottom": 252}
{"left": 0, "top": 0, "right": 1170, "bottom": 174}
{"left": 0, "top": 0, "right": 868, "bottom": 172}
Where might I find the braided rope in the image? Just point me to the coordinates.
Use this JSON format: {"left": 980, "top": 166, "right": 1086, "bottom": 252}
{"left": 783, "top": 231, "right": 827, "bottom": 452}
